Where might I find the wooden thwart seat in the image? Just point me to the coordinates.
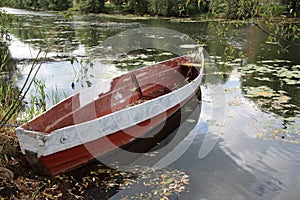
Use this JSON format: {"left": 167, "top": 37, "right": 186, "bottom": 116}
{"left": 131, "top": 73, "right": 153, "bottom": 100}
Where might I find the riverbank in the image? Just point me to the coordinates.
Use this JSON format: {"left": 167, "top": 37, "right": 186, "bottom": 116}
{"left": 2, "top": 6, "right": 300, "bottom": 25}
{"left": 0, "top": 127, "right": 126, "bottom": 199}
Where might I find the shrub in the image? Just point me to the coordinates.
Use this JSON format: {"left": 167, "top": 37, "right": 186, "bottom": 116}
{"left": 73, "top": 0, "right": 105, "bottom": 13}
{"left": 2, "top": 0, "right": 72, "bottom": 11}
{"left": 128, "top": 0, "right": 148, "bottom": 15}
{"left": 148, "top": 0, "right": 182, "bottom": 17}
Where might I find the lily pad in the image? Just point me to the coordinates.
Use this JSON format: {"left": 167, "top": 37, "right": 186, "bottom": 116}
{"left": 256, "top": 91, "right": 276, "bottom": 97}
{"left": 243, "top": 86, "right": 277, "bottom": 98}
{"left": 282, "top": 79, "right": 299, "bottom": 85}
{"left": 272, "top": 95, "right": 291, "bottom": 104}
{"left": 253, "top": 77, "right": 272, "bottom": 81}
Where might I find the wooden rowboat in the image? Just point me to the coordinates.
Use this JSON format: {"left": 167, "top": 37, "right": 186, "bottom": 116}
{"left": 16, "top": 49, "right": 204, "bottom": 176}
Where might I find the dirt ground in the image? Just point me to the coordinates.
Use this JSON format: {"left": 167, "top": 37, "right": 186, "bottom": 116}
{"left": 0, "top": 129, "right": 118, "bottom": 200}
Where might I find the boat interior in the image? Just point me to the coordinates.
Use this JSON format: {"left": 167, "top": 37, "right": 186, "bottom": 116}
{"left": 22, "top": 56, "right": 200, "bottom": 134}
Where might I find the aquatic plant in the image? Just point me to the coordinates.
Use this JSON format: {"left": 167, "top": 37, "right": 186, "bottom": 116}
{"left": 70, "top": 57, "right": 94, "bottom": 89}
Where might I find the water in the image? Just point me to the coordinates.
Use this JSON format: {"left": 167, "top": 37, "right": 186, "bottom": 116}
{"left": 1, "top": 7, "right": 300, "bottom": 199}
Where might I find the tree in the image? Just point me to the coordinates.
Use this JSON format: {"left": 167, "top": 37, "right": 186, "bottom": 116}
{"left": 128, "top": 0, "right": 148, "bottom": 15}
{"left": 282, "top": 0, "right": 300, "bottom": 17}
{"left": 208, "top": 0, "right": 260, "bottom": 19}
{"left": 73, "top": 0, "right": 105, "bottom": 13}
{"left": 2, "top": 0, "right": 73, "bottom": 11}
{"left": 148, "top": 0, "right": 182, "bottom": 16}
{"left": 111, "top": 0, "right": 127, "bottom": 6}
{"left": 45, "top": 0, "right": 72, "bottom": 11}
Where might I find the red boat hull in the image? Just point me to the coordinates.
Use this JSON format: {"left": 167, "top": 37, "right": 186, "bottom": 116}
{"left": 25, "top": 90, "right": 200, "bottom": 176}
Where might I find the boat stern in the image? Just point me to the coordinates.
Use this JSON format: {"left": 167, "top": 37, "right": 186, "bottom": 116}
{"left": 15, "top": 127, "right": 46, "bottom": 156}
{"left": 15, "top": 127, "right": 50, "bottom": 173}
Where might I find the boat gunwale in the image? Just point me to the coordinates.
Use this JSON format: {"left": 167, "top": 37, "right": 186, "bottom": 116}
{"left": 18, "top": 54, "right": 189, "bottom": 130}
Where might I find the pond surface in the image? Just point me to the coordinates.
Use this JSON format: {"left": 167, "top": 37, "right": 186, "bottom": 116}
{"left": 1, "top": 7, "right": 300, "bottom": 200}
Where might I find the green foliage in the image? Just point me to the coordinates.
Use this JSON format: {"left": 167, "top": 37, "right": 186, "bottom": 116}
{"left": 40, "top": 0, "right": 72, "bottom": 11}
{"left": 33, "top": 79, "right": 47, "bottom": 112}
{"left": 127, "top": 0, "right": 196, "bottom": 16}
{"left": 282, "top": 0, "right": 300, "bottom": 17}
{"left": 2, "top": 0, "right": 73, "bottom": 11}
{"left": 209, "top": 0, "right": 260, "bottom": 19}
{"left": 0, "top": 11, "right": 17, "bottom": 112}
{"left": 24, "top": 78, "right": 63, "bottom": 120}
{"left": 0, "top": 80, "right": 18, "bottom": 113}
{"left": 73, "top": 0, "right": 105, "bottom": 13}
{"left": 20, "top": 78, "right": 67, "bottom": 121}
{"left": 186, "top": 4, "right": 199, "bottom": 15}
{"left": 148, "top": 0, "right": 182, "bottom": 16}
{"left": 149, "top": 0, "right": 182, "bottom": 16}
{"left": 128, "top": 0, "right": 149, "bottom": 15}
{"left": 206, "top": 0, "right": 300, "bottom": 63}
{"left": 229, "top": 0, "right": 259, "bottom": 19}
{"left": 0, "top": 10, "right": 72, "bottom": 128}
{"left": 111, "top": 0, "right": 127, "bottom": 6}
{"left": 185, "top": 0, "right": 209, "bottom": 15}
{"left": 50, "top": 85, "right": 67, "bottom": 105}
{"left": 19, "top": 82, "right": 67, "bottom": 121}
{"left": 207, "top": 0, "right": 298, "bottom": 19}
{"left": 0, "top": 43, "right": 16, "bottom": 77}
{"left": 2, "top": 0, "right": 298, "bottom": 18}
{"left": 0, "top": 11, "right": 12, "bottom": 41}
{"left": 71, "top": 57, "right": 94, "bottom": 89}
{"left": 0, "top": 11, "right": 12, "bottom": 71}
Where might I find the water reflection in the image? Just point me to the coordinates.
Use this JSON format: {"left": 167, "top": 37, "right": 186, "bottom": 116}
{"left": 167, "top": 69, "right": 300, "bottom": 199}
{"left": 241, "top": 24, "right": 300, "bottom": 119}
{"left": 0, "top": 41, "right": 16, "bottom": 75}
{"left": 0, "top": 41, "right": 18, "bottom": 110}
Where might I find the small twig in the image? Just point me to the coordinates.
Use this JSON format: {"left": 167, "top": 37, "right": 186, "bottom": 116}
{"left": 252, "top": 21, "right": 300, "bottom": 46}
{"left": 30, "top": 183, "right": 46, "bottom": 200}
{"left": 0, "top": 123, "right": 19, "bottom": 128}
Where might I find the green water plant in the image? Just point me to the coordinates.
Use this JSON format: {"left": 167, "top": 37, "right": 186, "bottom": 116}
{"left": 71, "top": 57, "right": 94, "bottom": 89}
{"left": 50, "top": 85, "right": 67, "bottom": 106}
{"left": 33, "top": 79, "right": 47, "bottom": 112}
